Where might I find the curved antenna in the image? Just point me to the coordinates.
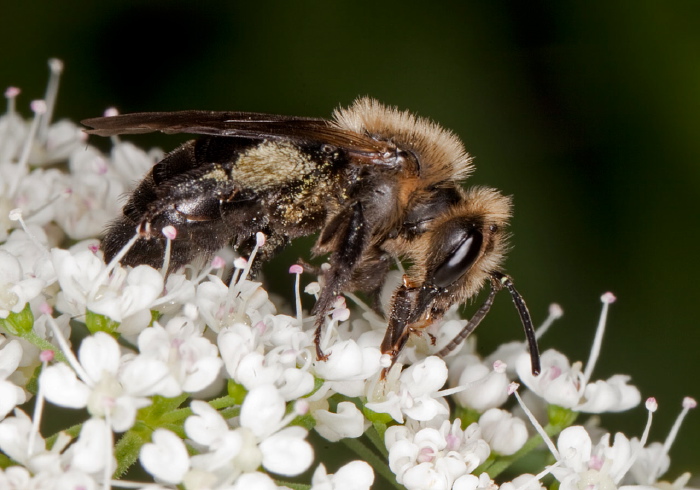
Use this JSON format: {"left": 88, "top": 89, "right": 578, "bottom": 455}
{"left": 437, "top": 284, "right": 497, "bottom": 357}
{"left": 491, "top": 271, "right": 541, "bottom": 375}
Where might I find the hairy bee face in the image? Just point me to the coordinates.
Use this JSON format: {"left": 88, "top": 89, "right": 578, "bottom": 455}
{"left": 82, "top": 97, "right": 540, "bottom": 375}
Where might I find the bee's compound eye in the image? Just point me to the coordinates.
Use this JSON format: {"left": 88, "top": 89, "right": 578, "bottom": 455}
{"left": 432, "top": 229, "right": 483, "bottom": 288}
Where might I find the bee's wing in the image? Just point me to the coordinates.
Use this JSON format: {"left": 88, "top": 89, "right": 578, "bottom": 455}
{"left": 81, "top": 110, "right": 392, "bottom": 158}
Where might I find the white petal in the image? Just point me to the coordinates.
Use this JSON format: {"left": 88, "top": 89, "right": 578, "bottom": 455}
{"left": 330, "top": 460, "right": 375, "bottom": 490}
{"left": 455, "top": 362, "right": 509, "bottom": 412}
{"left": 121, "top": 357, "right": 171, "bottom": 396}
{"left": 453, "top": 474, "right": 480, "bottom": 490}
{"left": 260, "top": 426, "right": 313, "bottom": 476}
{"left": 140, "top": 429, "right": 189, "bottom": 484}
{"left": 41, "top": 363, "right": 90, "bottom": 408}
{"left": 402, "top": 356, "right": 448, "bottom": 397}
{"left": 0, "top": 340, "right": 23, "bottom": 378}
{"left": 557, "top": 426, "right": 592, "bottom": 472}
{"left": 479, "top": 409, "right": 527, "bottom": 456}
{"left": 231, "top": 471, "right": 278, "bottom": 490}
{"left": 110, "top": 395, "right": 151, "bottom": 432}
{"left": 313, "top": 340, "right": 365, "bottom": 381}
{"left": 236, "top": 352, "right": 283, "bottom": 389}
{"left": 576, "top": 375, "right": 641, "bottom": 413}
{"left": 185, "top": 400, "right": 229, "bottom": 446}
{"left": 240, "top": 384, "right": 285, "bottom": 439}
{"left": 119, "top": 265, "right": 163, "bottom": 317}
{"left": 0, "top": 251, "right": 22, "bottom": 283}
{"left": 0, "top": 381, "right": 25, "bottom": 420}
{"left": 79, "top": 332, "right": 120, "bottom": 383}
{"left": 403, "top": 396, "right": 450, "bottom": 422}
{"left": 70, "top": 418, "right": 112, "bottom": 474}
{"left": 0, "top": 411, "right": 37, "bottom": 463}
{"left": 314, "top": 401, "right": 366, "bottom": 442}
{"left": 278, "top": 368, "right": 315, "bottom": 401}
{"left": 402, "top": 463, "right": 449, "bottom": 490}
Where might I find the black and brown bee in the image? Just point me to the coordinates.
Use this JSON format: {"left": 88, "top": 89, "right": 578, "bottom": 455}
{"left": 82, "top": 97, "right": 540, "bottom": 375}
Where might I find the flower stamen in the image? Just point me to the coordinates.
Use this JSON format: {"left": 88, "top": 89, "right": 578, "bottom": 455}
{"left": 582, "top": 292, "right": 616, "bottom": 386}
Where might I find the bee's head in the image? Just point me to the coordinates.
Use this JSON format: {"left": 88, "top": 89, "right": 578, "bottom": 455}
{"left": 420, "top": 186, "right": 512, "bottom": 299}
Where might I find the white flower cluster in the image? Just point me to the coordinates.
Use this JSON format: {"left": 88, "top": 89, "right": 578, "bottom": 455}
{"left": 0, "top": 61, "right": 695, "bottom": 490}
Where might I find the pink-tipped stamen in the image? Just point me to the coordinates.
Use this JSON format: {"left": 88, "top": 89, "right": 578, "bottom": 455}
{"left": 615, "top": 397, "right": 657, "bottom": 484}
{"left": 37, "top": 59, "right": 64, "bottom": 144}
{"left": 289, "top": 264, "right": 304, "bottom": 326}
{"left": 536, "top": 303, "right": 564, "bottom": 340}
{"left": 5, "top": 87, "right": 19, "bottom": 115}
{"left": 160, "top": 226, "right": 177, "bottom": 276}
{"left": 646, "top": 397, "right": 697, "bottom": 484}
{"left": 8, "top": 209, "right": 50, "bottom": 259}
{"left": 235, "top": 233, "right": 265, "bottom": 286}
{"left": 9, "top": 100, "right": 46, "bottom": 197}
{"left": 581, "top": 291, "right": 616, "bottom": 385}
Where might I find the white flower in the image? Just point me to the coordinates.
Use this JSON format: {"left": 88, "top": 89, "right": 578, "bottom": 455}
{"left": 314, "top": 401, "right": 367, "bottom": 442}
{"left": 52, "top": 247, "right": 105, "bottom": 317}
{"left": 478, "top": 408, "right": 528, "bottom": 456}
{"left": 516, "top": 350, "right": 640, "bottom": 412}
{"left": 0, "top": 226, "right": 56, "bottom": 284}
{"left": 0, "top": 409, "right": 110, "bottom": 484}
{"left": 56, "top": 146, "right": 125, "bottom": 239}
{"left": 453, "top": 472, "right": 499, "bottom": 490}
{"left": 452, "top": 356, "right": 510, "bottom": 412}
{"left": 40, "top": 332, "right": 168, "bottom": 431}
{"left": 183, "top": 386, "right": 313, "bottom": 484}
{"left": 550, "top": 426, "right": 635, "bottom": 490}
{"left": 196, "top": 274, "right": 276, "bottom": 332}
{"left": 365, "top": 356, "right": 450, "bottom": 423}
{"left": 311, "top": 461, "right": 375, "bottom": 490}
{"left": 385, "top": 418, "right": 490, "bottom": 490}
{"left": 517, "top": 293, "right": 641, "bottom": 413}
{"left": 140, "top": 429, "right": 190, "bottom": 485}
{"left": 88, "top": 264, "right": 164, "bottom": 323}
{"left": 0, "top": 340, "right": 26, "bottom": 420}
{"left": 137, "top": 316, "right": 222, "bottom": 397}
{"left": 0, "top": 249, "right": 44, "bottom": 318}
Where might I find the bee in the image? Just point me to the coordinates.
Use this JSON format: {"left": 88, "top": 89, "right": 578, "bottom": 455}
{"left": 82, "top": 97, "right": 540, "bottom": 375}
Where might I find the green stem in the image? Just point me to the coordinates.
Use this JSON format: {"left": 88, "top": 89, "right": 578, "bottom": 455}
{"left": 157, "top": 395, "right": 239, "bottom": 425}
{"left": 113, "top": 426, "right": 152, "bottom": 478}
{"left": 366, "top": 424, "right": 389, "bottom": 458}
{"left": 0, "top": 451, "right": 13, "bottom": 469}
{"left": 24, "top": 331, "right": 67, "bottom": 363}
{"left": 209, "top": 395, "right": 239, "bottom": 410}
{"left": 273, "top": 481, "right": 310, "bottom": 490}
{"left": 342, "top": 437, "right": 403, "bottom": 490}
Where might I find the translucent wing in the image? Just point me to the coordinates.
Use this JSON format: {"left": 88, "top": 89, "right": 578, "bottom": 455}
{"left": 82, "top": 110, "right": 393, "bottom": 158}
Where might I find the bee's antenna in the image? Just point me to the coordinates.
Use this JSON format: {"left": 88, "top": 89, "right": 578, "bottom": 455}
{"left": 437, "top": 284, "right": 497, "bottom": 357}
{"left": 491, "top": 271, "right": 541, "bottom": 376}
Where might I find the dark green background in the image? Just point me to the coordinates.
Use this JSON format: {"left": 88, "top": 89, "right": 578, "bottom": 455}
{"left": 3, "top": 1, "right": 698, "bottom": 477}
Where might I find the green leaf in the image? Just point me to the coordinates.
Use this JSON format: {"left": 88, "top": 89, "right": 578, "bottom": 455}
{"left": 85, "top": 310, "right": 120, "bottom": 335}
{"left": 227, "top": 380, "right": 248, "bottom": 404}
{"left": 547, "top": 405, "right": 578, "bottom": 429}
{"left": 0, "top": 303, "right": 34, "bottom": 335}
{"left": 362, "top": 405, "right": 394, "bottom": 425}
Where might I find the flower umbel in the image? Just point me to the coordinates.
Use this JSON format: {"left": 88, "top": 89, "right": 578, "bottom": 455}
{"left": 0, "top": 61, "right": 694, "bottom": 490}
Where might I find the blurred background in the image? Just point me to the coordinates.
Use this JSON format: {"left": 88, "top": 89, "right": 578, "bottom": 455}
{"left": 2, "top": 1, "right": 698, "bottom": 477}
